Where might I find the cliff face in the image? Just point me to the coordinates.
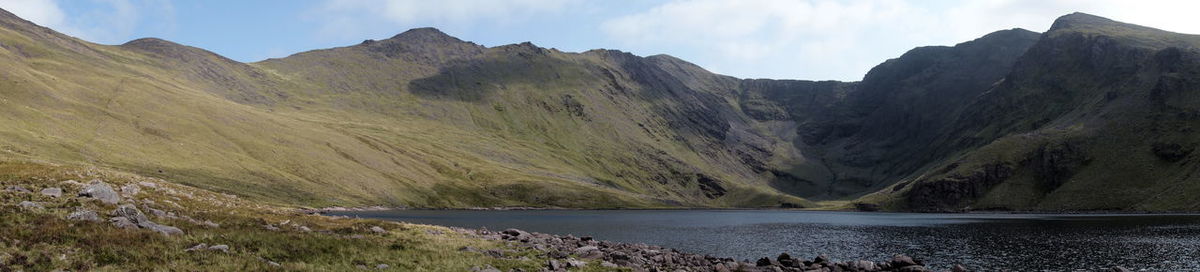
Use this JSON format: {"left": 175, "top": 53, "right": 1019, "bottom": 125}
{"left": 1, "top": 8, "right": 1198, "bottom": 211}
{"left": 867, "top": 13, "right": 1200, "bottom": 211}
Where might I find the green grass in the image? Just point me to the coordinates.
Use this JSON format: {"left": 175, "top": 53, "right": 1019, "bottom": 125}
{"left": 0, "top": 13, "right": 810, "bottom": 210}
{"left": 0, "top": 161, "right": 577, "bottom": 271}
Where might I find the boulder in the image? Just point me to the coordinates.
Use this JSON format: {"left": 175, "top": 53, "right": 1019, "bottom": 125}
{"left": 502, "top": 228, "right": 531, "bottom": 241}
{"left": 573, "top": 245, "right": 599, "bottom": 255}
{"left": 208, "top": 244, "right": 230, "bottom": 253}
{"left": 370, "top": 226, "right": 387, "bottom": 234}
{"left": 814, "top": 254, "right": 830, "bottom": 264}
{"left": 79, "top": 180, "right": 120, "bottom": 204}
{"left": 484, "top": 249, "right": 504, "bottom": 258}
{"left": 67, "top": 209, "right": 101, "bottom": 222}
{"left": 609, "top": 251, "right": 631, "bottom": 261}
{"left": 110, "top": 217, "right": 138, "bottom": 229}
{"left": 891, "top": 255, "right": 918, "bottom": 267}
{"left": 5, "top": 185, "right": 30, "bottom": 193}
{"left": 776, "top": 253, "right": 796, "bottom": 267}
{"left": 18, "top": 201, "right": 43, "bottom": 210}
{"left": 40, "top": 187, "right": 63, "bottom": 198}
{"left": 898, "top": 265, "right": 929, "bottom": 272}
{"left": 147, "top": 207, "right": 173, "bottom": 218}
{"left": 375, "top": 264, "right": 389, "bottom": 270}
{"left": 756, "top": 257, "right": 772, "bottom": 267}
{"left": 185, "top": 243, "right": 208, "bottom": 252}
{"left": 565, "top": 258, "right": 587, "bottom": 268}
{"left": 849, "top": 260, "right": 877, "bottom": 271}
{"left": 121, "top": 184, "right": 141, "bottom": 197}
{"left": 547, "top": 259, "right": 563, "bottom": 270}
{"left": 113, "top": 204, "right": 182, "bottom": 235}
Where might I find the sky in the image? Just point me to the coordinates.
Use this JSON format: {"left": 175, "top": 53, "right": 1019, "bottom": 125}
{"left": 1, "top": 0, "right": 1198, "bottom": 81}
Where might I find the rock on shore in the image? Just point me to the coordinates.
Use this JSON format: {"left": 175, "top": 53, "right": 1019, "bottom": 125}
{"left": 459, "top": 227, "right": 957, "bottom": 272}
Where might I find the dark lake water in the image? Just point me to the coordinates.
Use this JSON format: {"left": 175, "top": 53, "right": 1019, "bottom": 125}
{"left": 332, "top": 210, "right": 1200, "bottom": 271}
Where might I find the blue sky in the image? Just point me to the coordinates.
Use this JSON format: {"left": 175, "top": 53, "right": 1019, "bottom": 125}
{"left": 2, "top": 0, "right": 1198, "bottom": 81}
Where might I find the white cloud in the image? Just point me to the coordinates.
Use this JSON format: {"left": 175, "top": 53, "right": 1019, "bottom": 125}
{"left": 601, "top": 0, "right": 1200, "bottom": 81}
{"left": 310, "top": 0, "right": 579, "bottom": 41}
{"left": 0, "top": 0, "right": 175, "bottom": 44}
{"left": 0, "top": 0, "right": 67, "bottom": 28}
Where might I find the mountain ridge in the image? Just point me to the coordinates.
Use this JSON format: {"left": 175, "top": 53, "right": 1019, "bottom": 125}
{"left": 1, "top": 10, "right": 1198, "bottom": 211}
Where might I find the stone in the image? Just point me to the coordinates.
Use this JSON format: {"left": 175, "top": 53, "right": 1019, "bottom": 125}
{"left": 5, "top": 185, "right": 30, "bottom": 193}
{"left": 138, "top": 181, "right": 158, "bottom": 188}
{"left": 370, "top": 226, "right": 387, "bottom": 234}
{"left": 18, "top": 201, "right": 43, "bottom": 210}
{"left": 573, "top": 245, "right": 599, "bottom": 256}
{"left": 777, "top": 253, "right": 795, "bottom": 267}
{"left": 67, "top": 209, "right": 101, "bottom": 222}
{"left": 565, "top": 258, "right": 587, "bottom": 268}
{"left": 148, "top": 208, "right": 170, "bottom": 218}
{"left": 79, "top": 180, "right": 120, "bottom": 204}
{"left": 208, "top": 244, "right": 230, "bottom": 253}
{"left": 185, "top": 243, "right": 208, "bottom": 252}
{"left": 264, "top": 224, "right": 280, "bottom": 231}
{"left": 484, "top": 249, "right": 504, "bottom": 258}
{"left": 814, "top": 254, "right": 830, "bottom": 264}
{"left": 470, "top": 265, "right": 500, "bottom": 272}
{"left": 850, "top": 260, "right": 877, "bottom": 271}
{"left": 60, "top": 180, "right": 83, "bottom": 187}
{"left": 110, "top": 217, "right": 138, "bottom": 229}
{"left": 267, "top": 261, "right": 281, "bottom": 267}
{"left": 600, "top": 261, "right": 619, "bottom": 268}
{"left": 898, "top": 265, "right": 929, "bottom": 272}
{"left": 121, "top": 184, "right": 140, "bottom": 197}
{"left": 40, "top": 187, "right": 63, "bottom": 198}
{"left": 375, "top": 264, "right": 389, "bottom": 270}
{"left": 891, "top": 255, "right": 918, "bottom": 267}
{"left": 547, "top": 260, "right": 563, "bottom": 270}
{"left": 502, "top": 228, "right": 531, "bottom": 241}
{"left": 577, "top": 250, "right": 604, "bottom": 259}
{"left": 757, "top": 257, "right": 772, "bottom": 267}
{"left": 113, "top": 204, "right": 182, "bottom": 235}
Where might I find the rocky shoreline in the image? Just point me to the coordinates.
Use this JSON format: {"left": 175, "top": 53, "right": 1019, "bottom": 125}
{"left": 448, "top": 227, "right": 1138, "bottom": 272}
{"left": 454, "top": 227, "right": 945, "bottom": 272}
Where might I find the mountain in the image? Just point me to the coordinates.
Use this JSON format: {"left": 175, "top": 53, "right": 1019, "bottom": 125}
{"left": 1, "top": 8, "right": 1197, "bottom": 211}
{"left": 863, "top": 13, "right": 1200, "bottom": 211}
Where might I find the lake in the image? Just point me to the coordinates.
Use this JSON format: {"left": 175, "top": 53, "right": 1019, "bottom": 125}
{"left": 331, "top": 210, "right": 1200, "bottom": 271}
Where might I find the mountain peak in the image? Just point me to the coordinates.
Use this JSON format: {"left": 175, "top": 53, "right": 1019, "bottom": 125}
{"left": 1048, "top": 12, "right": 1119, "bottom": 32}
{"left": 1045, "top": 12, "right": 1200, "bottom": 49}
{"left": 385, "top": 27, "right": 462, "bottom": 44}
{"left": 121, "top": 37, "right": 242, "bottom": 64}
{"left": 962, "top": 28, "right": 1041, "bottom": 46}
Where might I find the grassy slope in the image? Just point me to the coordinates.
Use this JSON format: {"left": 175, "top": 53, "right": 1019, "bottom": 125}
{"left": 0, "top": 10, "right": 807, "bottom": 209}
{"left": 0, "top": 161, "right": 575, "bottom": 271}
